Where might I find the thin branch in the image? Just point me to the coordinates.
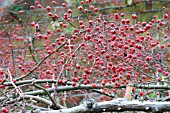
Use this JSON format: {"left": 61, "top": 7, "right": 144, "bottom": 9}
{"left": 4, "top": 79, "right": 72, "bottom": 86}
{"left": 4, "top": 79, "right": 170, "bottom": 90}
{"left": 7, "top": 68, "right": 22, "bottom": 95}
{"left": 0, "top": 83, "right": 113, "bottom": 102}
{"left": 162, "top": 96, "right": 170, "bottom": 102}
{"left": 90, "top": 89, "right": 115, "bottom": 98}
{"left": 1, "top": 83, "right": 170, "bottom": 107}
{"left": 6, "top": 94, "right": 52, "bottom": 106}
{"left": 33, "top": 84, "right": 64, "bottom": 110}
{"left": 16, "top": 41, "right": 67, "bottom": 81}
{"left": 87, "top": 1, "right": 141, "bottom": 13}
{"left": 22, "top": 84, "right": 170, "bottom": 98}
{"left": 1, "top": 24, "right": 16, "bottom": 76}
{"left": 24, "top": 83, "right": 113, "bottom": 96}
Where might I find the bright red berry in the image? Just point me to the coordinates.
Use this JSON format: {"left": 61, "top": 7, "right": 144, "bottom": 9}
{"left": 13, "top": 79, "right": 17, "bottom": 83}
{"left": 62, "top": 3, "right": 67, "bottom": 7}
{"left": 164, "top": 14, "right": 168, "bottom": 19}
{"left": 37, "top": 4, "right": 42, "bottom": 8}
{"left": 99, "top": 96, "right": 104, "bottom": 100}
{"left": 92, "top": 83, "right": 97, "bottom": 88}
{"left": 48, "top": 12, "right": 53, "bottom": 16}
{"left": 35, "top": 1, "right": 39, "bottom": 4}
{"left": 51, "top": 1, "right": 57, "bottom": 5}
{"left": 46, "top": 6, "right": 51, "bottom": 11}
{"left": 19, "top": 10, "right": 24, "bottom": 14}
{"left": 139, "top": 91, "right": 144, "bottom": 96}
{"left": 78, "top": 6, "right": 83, "bottom": 10}
{"left": 132, "top": 14, "right": 137, "bottom": 19}
{"left": 157, "top": 77, "right": 161, "bottom": 81}
{"left": 58, "top": 79, "right": 63, "bottom": 84}
{"left": 72, "top": 82, "right": 76, "bottom": 87}
{"left": 1, "top": 107, "right": 8, "bottom": 113}
{"left": 80, "top": 1, "right": 84, "bottom": 4}
{"left": 142, "top": 75, "right": 146, "bottom": 79}
{"left": 0, "top": 85, "right": 4, "bottom": 88}
{"left": 68, "top": 9, "right": 72, "bottom": 14}
{"left": 94, "top": 8, "right": 98, "bottom": 12}
{"left": 147, "top": 91, "right": 151, "bottom": 95}
{"left": 30, "top": 5, "right": 35, "bottom": 10}
{"left": 47, "top": 50, "right": 52, "bottom": 54}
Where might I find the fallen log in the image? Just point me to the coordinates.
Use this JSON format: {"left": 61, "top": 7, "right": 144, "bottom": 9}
{"left": 40, "top": 98, "right": 170, "bottom": 113}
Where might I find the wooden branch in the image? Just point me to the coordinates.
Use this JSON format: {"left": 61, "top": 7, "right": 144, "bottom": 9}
{"left": 5, "top": 79, "right": 170, "bottom": 90}
{"left": 33, "top": 84, "right": 63, "bottom": 110}
{"left": 15, "top": 41, "right": 67, "bottom": 81}
{"left": 90, "top": 89, "right": 115, "bottom": 98}
{"left": 1, "top": 81, "right": 170, "bottom": 105}
{"left": 0, "top": 83, "right": 113, "bottom": 102}
{"left": 6, "top": 95, "right": 52, "bottom": 105}
{"left": 2, "top": 24, "right": 16, "bottom": 76}
{"left": 4, "top": 79, "right": 72, "bottom": 86}
{"left": 86, "top": 0, "right": 170, "bottom": 13}
{"left": 162, "top": 96, "right": 170, "bottom": 102}
{"left": 7, "top": 68, "right": 22, "bottom": 95}
{"left": 40, "top": 98, "right": 170, "bottom": 113}
{"left": 118, "top": 84, "right": 170, "bottom": 90}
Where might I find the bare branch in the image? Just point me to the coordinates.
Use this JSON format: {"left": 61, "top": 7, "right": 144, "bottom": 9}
{"left": 16, "top": 41, "right": 67, "bottom": 81}
{"left": 40, "top": 98, "right": 170, "bottom": 113}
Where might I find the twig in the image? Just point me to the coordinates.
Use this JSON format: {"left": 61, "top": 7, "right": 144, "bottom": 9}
{"left": 23, "top": 84, "right": 170, "bottom": 96}
{"left": 16, "top": 41, "right": 67, "bottom": 81}
{"left": 2, "top": 24, "right": 16, "bottom": 76}
{"left": 162, "top": 96, "right": 170, "bottom": 102}
{"left": 1, "top": 83, "right": 170, "bottom": 105}
{"left": 6, "top": 94, "right": 52, "bottom": 105}
{"left": 4, "top": 79, "right": 170, "bottom": 90}
{"left": 33, "top": 84, "right": 64, "bottom": 110}
{"left": 4, "top": 79, "right": 72, "bottom": 86}
{"left": 90, "top": 89, "right": 115, "bottom": 98}
{"left": 7, "top": 68, "right": 22, "bottom": 95}
{"left": 87, "top": 1, "right": 141, "bottom": 13}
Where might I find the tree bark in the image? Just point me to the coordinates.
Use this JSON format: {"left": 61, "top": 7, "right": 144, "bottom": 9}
{"left": 40, "top": 98, "right": 170, "bottom": 113}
